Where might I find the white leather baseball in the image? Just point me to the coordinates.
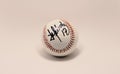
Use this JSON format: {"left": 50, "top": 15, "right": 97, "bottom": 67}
{"left": 43, "top": 19, "right": 77, "bottom": 56}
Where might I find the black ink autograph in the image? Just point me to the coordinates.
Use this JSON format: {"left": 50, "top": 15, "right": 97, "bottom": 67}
{"left": 47, "top": 21, "right": 69, "bottom": 42}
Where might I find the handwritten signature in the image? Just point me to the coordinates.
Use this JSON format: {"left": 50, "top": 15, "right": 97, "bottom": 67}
{"left": 47, "top": 21, "right": 69, "bottom": 42}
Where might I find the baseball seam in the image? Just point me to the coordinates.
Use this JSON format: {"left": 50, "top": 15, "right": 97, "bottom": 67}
{"left": 43, "top": 20, "right": 75, "bottom": 54}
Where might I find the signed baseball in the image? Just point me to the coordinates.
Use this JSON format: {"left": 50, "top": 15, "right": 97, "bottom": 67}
{"left": 43, "top": 19, "right": 77, "bottom": 56}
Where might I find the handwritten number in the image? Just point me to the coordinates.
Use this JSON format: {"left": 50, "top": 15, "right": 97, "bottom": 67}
{"left": 62, "top": 28, "right": 69, "bottom": 36}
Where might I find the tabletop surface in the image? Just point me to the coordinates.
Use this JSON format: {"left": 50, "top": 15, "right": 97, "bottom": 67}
{"left": 0, "top": 0, "right": 120, "bottom": 74}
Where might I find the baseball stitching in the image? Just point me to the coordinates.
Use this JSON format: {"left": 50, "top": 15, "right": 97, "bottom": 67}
{"left": 43, "top": 19, "right": 75, "bottom": 54}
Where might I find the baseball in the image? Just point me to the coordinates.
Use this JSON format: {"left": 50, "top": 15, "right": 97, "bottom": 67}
{"left": 43, "top": 19, "right": 77, "bottom": 56}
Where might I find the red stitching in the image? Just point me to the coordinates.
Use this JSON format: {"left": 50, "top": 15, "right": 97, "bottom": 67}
{"left": 43, "top": 20, "right": 75, "bottom": 54}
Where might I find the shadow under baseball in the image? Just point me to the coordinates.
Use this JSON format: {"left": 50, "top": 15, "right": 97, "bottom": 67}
{"left": 38, "top": 47, "right": 81, "bottom": 61}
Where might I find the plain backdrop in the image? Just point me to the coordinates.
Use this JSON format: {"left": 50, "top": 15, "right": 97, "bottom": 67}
{"left": 0, "top": 0, "right": 120, "bottom": 74}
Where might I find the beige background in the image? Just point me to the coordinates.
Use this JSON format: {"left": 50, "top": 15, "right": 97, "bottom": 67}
{"left": 0, "top": 0, "right": 120, "bottom": 74}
